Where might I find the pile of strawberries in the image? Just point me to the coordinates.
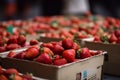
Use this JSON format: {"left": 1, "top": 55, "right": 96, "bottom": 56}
{"left": 0, "top": 66, "right": 35, "bottom": 80}
{"left": 0, "top": 35, "right": 39, "bottom": 53}
{"left": 7, "top": 38, "right": 102, "bottom": 66}
{"left": 94, "top": 30, "right": 120, "bottom": 44}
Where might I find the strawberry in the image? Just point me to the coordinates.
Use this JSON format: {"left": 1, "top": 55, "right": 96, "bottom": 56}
{"left": 14, "top": 51, "right": 26, "bottom": 59}
{"left": 53, "top": 58, "right": 67, "bottom": 66}
{"left": 35, "top": 53, "right": 53, "bottom": 64}
{"left": 17, "top": 35, "right": 26, "bottom": 45}
{"left": 51, "top": 44, "right": 64, "bottom": 55}
{"left": 7, "top": 51, "right": 16, "bottom": 58}
{"left": 41, "top": 43, "right": 54, "bottom": 49}
{"left": 0, "top": 46, "right": 6, "bottom": 52}
{"left": 3, "top": 68, "right": 19, "bottom": 77}
{"left": 81, "top": 47, "right": 91, "bottom": 59}
{"left": 62, "top": 49, "right": 75, "bottom": 62}
{"left": 7, "top": 36, "right": 18, "bottom": 45}
{"left": 30, "top": 39, "right": 39, "bottom": 45}
{"left": 114, "top": 30, "right": 120, "bottom": 37}
{"left": 109, "top": 33, "right": 118, "bottom": 43}
{"left": 40, "top": 47, "right": 54, "bottom": 56}
{"left": 0, "top": 74, "right": 7, "bottom": 80}
{"left": 62, "top": 38, "right": 74, "bottom": 49}
{"left": 72, "top": 42, "right": 80, "bottom": 51}
{"left": 53, "top": 54, "right": 61, "bottom": 60}
{"left": 25, "top": 47, "right": 39, "bottom": 59}
{"left": 94, "top": 36, "right": 101, "bottom": 43}
{"left": 6, "top": 44, "right": 20, "bottom": 51}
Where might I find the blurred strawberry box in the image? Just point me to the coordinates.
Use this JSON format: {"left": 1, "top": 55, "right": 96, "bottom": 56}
{"left": 0, "top": 52, "right": 105, "bottom": 80}
{"left": 83, "top": 41, "right": 120, "bottom": 76}
{"left": 0, "top": 38, "right": 106, "bottom": 80}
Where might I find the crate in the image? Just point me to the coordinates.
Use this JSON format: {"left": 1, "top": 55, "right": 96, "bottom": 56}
{"left": 0, "top": 50, "right": 105, "bottom": 80}
{"left": 84, "top": 41, "right": 120, "bottom": 76}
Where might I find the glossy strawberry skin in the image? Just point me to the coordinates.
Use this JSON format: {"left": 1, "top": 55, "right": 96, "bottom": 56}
{"left": 62, "top": 49, "right": 75, "bottom": 62}
{"left": 54, "top": 58, "right": 67, "bottom": 66}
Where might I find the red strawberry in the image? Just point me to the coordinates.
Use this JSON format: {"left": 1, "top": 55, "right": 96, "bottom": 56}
{"left": 62, "top": 49, "right": 75, "bottom": 62}
{"left": 114, "top": 30, "right": 120, "bottom": 37}
{"left": 81, "top": 47, "right": 91, "bottom": 59}
{"left": 72, "top": 42, "right": 80, "bottom": 51}
{"left": 51, "top": 44, "right": 64, "bottom": 55}
{"left": 3, "top": 68, "right": 19, "bottom": 77}
{"left": 7, "top": 51, "right": 16, "bottom": 58}
{"left": 0, "top": 74, "right": 7, "bottom": 80}
{"left": 6, "top": 44, "right": 20, "bottom": 51}
{"left": 40, "top": 47, "right": 54, "bottom": 56}
{"left": 7, "top": 36, "right": 18, "bottom": 44}
{"left": 90, "top": 51, "right": 96, "bottom": 56}
{"left": 109, "top": 33, "right": 118, "bottom": 43}
{"left": 62, "top": 38, "right": 74, "bottom": 49}
{"left": 0, "top": 46, "right": 6, "bottom": 52}
{"left": 53, "top": 58, "right": 67, "bottom": 66}
{"left": 53, "top": 54, "right": 61, "bottom": 60}
{"left": 41, "top": 43, "right": 54, "bottom": 49}
{"left": 17, "top": 35, "right": 26, "bottom": 45}
{"left": 25, "top": 47, "right": 39, "bottom": 59}
{"left": 14, "top": 51, "right": 26, "bottom": 59}
{"left": 35, "top": 53, "right": 53, "bottom": 64}
{"left": 30, "top": 39, "right": 39, "bottom": 45}
{"left": 94, "top": 36, "right": 101, "bottom": 42}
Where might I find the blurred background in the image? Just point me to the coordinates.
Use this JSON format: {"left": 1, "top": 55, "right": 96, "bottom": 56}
{"left": 0, "top": 0, "right": 120, "bottom": 21}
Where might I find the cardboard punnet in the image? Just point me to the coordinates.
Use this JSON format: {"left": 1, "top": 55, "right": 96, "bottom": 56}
{"left": 83, "top": 41, "right": 120, "bottom": 76}
{"left": 0, "top": 51, "right": 106, "bottom": 80}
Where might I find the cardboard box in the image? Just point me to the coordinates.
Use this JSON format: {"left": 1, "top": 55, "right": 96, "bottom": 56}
{"left": 0, "top": 51, "right": 105, "bottom": 80}
{"left": 83, "top": 41, "right": 120, "bottom": 76}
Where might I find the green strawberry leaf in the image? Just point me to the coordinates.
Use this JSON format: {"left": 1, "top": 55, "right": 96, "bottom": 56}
{"left": 6, "top": 25, "right": 14, "bottom": 34}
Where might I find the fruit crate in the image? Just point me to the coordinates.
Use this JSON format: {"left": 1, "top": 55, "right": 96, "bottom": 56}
{"left": 0, "top": 49, "right": 106, "bottom": 80}
{"left": 83, "top": 41, "right": 120, "bottom": 76}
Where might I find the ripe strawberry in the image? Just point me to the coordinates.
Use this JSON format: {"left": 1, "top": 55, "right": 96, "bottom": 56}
{"left": 25, "top": 47, "right": 39, "bottom": 59}
{"left": 40, "top": 47, "right": 54, "bottom": 56}
{"left": 14, "top": 52, "right": 26, "bottom": 59}
{"left": 3, "top": 68, "right": 19, "bottom": 77}
{"left": 53, "top": 58, "right": 67, "bottom": 66}
{"left": 109, "top": 33, "right": 118, "bottom": 43}
{"left": 81, "top": 47, "right": 91, "bottom": 59}
{"left": 6, "top": 44, "right": 20, "bottom": 51}
{"left": 0, "top": 74, "right": 7, "bottom": 80}
{"left": 72, "top": 42, "right": 80, "bottom": 51}
{"left": 90, "top": 51, "right": 96, "bottom": 56}
{"left": 0, "top": 46, "right": 6, "bottom": 52}
{"left": 7, "top": 51, "right": 16, "bottom": 58}
{"left": 114, "top": 30, "right": 120, "bottom": 37}
{"left": 7, "top": 36, "right": 18, "bottom": 44}
{"left": 53, "top": 54, "right": 61, "bottom": 60}
{"left": 41, "top": 43, "right": 54, "bottom": 49}
{"left": 17, "top": 35, "right": 26, "bottom": 45}
{"left": 94, "top": 36, "right": 101, "bottom": 42}
{"left": 35, "top": 53, "right": 53, "bottom": 64}
{"left": 30, "top": 39, "right": 39, "bottom": 45}
{"left": 62, "top": 49, "right": 75, "bottom": 62}
{"left": 62, "top": 38, "right": 74, "bottom": 49}
{"left": 51, "top": 44, "right": 64, "bottom": 55}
